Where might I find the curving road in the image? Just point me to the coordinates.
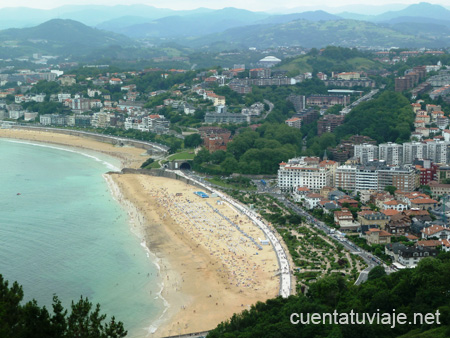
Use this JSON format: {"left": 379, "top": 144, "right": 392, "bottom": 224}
{"left": 271, "top": 195, "right": 387, "bottom": 285}
{"left": 12, "top": 125, "right": 170, "bottom": 153}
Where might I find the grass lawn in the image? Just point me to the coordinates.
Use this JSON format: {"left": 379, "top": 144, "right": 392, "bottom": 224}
{"left": 167, "top": 151, "right": 195, "bottom": 161}
{"left": 206, "top": 177, "right": 256, "bottom": 191}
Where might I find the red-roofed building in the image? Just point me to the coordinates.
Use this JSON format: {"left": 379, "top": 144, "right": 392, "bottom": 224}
{"left": 441, "top": 239, "right": 450, "bottom": 252}
{"left": 366, "top": 229, "right": 392, "bottom": 245}
{"left": 285, "top": 117, "right": 302, "bottom": 129}
{"left": 198, "top": 127, "right": 232, "bottom": 153}
{"left": 383, "top": 200, "right": 408, "bottom": 211}
{"left": 337, "top": 198, "right": 358, "bottom": 208}
{"left": 406, "top": 234, "right": 419, "bottom": 241}
{"left": 422, "top": 225, "right": 450, "bottom": 239}
{"left": 293, "top": 186, "right": 311, "bottom": 202}
{"left": 415, "top": 240, "right": 442, "bottom": 249}
{"left": 381, "top": 209, "right": 400, "bottom": 217}
{"left": 334, "top": 208, "right": 353, "bottom": 225}
{"left": 410, "top": 198, "right": 438, "bottom": 210}
{"left": 109, "top": 78, "right": 123, "bottom": 85}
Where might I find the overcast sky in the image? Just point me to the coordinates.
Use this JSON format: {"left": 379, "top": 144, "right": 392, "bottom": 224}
{"left": 0, "top": 0, "right": 447, "bottom": 12}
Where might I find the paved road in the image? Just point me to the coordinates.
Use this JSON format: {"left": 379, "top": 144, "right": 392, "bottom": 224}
{"left": 261, "top": 100, "right": 274, "bottom": 119}
{"left": 13, "top": 125, "right": 170, "bottom": 153}
{"left": 340, "top": 89, "right": 379, "bottom": 115}
{"left": 270, "top": 195, "right": 383, "bottom": 285}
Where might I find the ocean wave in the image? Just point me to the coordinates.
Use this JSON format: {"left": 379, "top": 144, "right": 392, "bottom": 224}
{"left": 103, "top": 174, "right": 170, "bottom": 336}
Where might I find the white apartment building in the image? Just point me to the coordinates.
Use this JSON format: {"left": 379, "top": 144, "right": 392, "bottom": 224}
{"left": 379, "top": 142, "right": 403, "bottom": 166}
{"left": 91, "top": 112, "right": 110, "bottom": 128}
{"left": 355, "top": 167, "right": 379, "bottom": 191}
{"left": 403, "top": 142, "right": 428, "bottom": 164}
{"left": 57, "top": 93, "right": 71, "bottom": 102}
{"left": 335, "top": 164, "right": 417, "bottom": 193}
{"left": 427, "top": 140, "right": 450, "bottom": 165}
{"left": 278, "top": 158, "right": 332, "bottom": 192}
{"left": 354, "top": 143, "right": 379, "bottom": 164}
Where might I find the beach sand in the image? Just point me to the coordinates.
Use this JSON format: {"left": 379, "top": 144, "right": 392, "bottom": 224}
{"left": 0, "top": 128, "right": 147, "bottom": 169}
{"left": 110, "top": 174, "right": 280, "bottom": 337}
{"left": 1, "top": 128, "right": 281, "bottom": 337}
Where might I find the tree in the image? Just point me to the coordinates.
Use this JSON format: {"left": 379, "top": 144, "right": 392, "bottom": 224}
{"left": 368, "top": 266, "right": 386, "bottom": 281}
{"left": 384, "top": 185, "right": 397, "bottom": 195}
{"left": 220, "top": 156, "right": 239, "bottom": 175}
{"left": 0, "top": 274, "right": 127, "bottom": 337}
{"left": 184, "top": 134, "right": 202, "bottom": 148}
{"left": 210, "top": 150, "right": 226, "bottom": 164}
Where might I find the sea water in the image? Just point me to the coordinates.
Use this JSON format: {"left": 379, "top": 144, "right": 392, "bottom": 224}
{"left": 0, "top": 139, "right": 164, "bottom": 337}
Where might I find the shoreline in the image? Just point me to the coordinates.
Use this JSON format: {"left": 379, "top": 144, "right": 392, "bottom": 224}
{"left": 109, "top": 173, "right": 280, "bottom": 337}
{"left": 1, "top": 128, "right": 281, "bottom": 337}
{"left": 0, "top": 128, "right": 148, "bottom": 170}
{"left": 104, "top": 174, "right": 171, "bottom": 336}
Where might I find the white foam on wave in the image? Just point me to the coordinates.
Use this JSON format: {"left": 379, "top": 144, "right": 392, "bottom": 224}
{"left": 104, "top": 174, "right": 170, "bottom": 336}
{"left": 4, "top": 139, "right": 121, "bottom": 171}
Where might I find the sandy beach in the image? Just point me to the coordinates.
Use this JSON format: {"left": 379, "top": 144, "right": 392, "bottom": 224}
{"left": 0, "top": 128, "right": 147, "bottom": 169}
{"left": 109, "top": 174, "right": 280, "bottom": 337}
{"left": 1, "top": 128, "right": 281, "bottom": 337}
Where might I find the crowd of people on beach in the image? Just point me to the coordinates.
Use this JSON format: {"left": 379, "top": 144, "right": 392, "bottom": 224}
{"left": 149, "top": 185, "right": 277, "bottom": 292}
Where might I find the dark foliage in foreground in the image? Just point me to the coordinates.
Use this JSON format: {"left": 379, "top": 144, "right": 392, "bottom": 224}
{"left": 208, "top": 253, "right": 450, "bottom": 338}
{"left": 0, "top": 275, "right": 127, "bottom": 338}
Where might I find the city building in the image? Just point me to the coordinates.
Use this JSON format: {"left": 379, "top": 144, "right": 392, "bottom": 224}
{"left": 403, "top": 142, "right": 428, "bottom": 164}
{"left": 278, "top": 157, "right": 332, "bottom": 192}
{"left": 317, "top": 114, "right": 344, "bottom": 136}
{"left": 366, "top": 229, "right": 392, "bottom": 245}
{"left": 354, "top": 144, "right": 379, "bottom": 164}
{"left": 285, "top": 117, "right": 302, "bottom": 129}
{"left": 397, "top": 246, "right": 438, "bottom": 268}
{"left": 379, "top": 142, "right": 403, "bottom": 165}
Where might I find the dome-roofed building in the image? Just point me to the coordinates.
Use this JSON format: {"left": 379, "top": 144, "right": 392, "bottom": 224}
{"left": 258, "top": 56, "right": 281, "bottom": 68}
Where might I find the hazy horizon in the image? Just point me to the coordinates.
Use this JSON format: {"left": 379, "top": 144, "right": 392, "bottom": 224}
{"left": 0, "top": 0, "right": 448, "bottom": 13}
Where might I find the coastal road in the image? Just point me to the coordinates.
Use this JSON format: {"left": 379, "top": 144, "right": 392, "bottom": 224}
{"left": 12, "top": 125, "right": 170, "bottom": 153}
{"left": 270, "top": 195, "right": 382, "bottom": 285}
{"left": 173, "top": 170, "right": 292, "bottom": 298}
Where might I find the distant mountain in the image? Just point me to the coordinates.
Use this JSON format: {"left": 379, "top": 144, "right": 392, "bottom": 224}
{"left": 0, "top": 19, "right": 136, "bottom": 57}
{"left": 384, "top": 16, "right": 450, "bottom": 28}
{"left": 185, "top": 19, "right": 443, "bottom": 50}
{"left": 255, "top": 10, "right": 341, "bottom": 25}
{"left": 373, "top": 2, "right": 450, "bottom": 22}
{"left": 276, "top": 3, "right": 409, "bottom": 16}
{"left": 337, "top": 2, "right": 450, "bottom": 23}
{"left": 0, "top": 5, "right": 215, "bottom": 29}
{"left": 96, "top": 16, "right": 154, "bottom": 31}
{"left": 113, "top": 7, "right": 270, "bottom": 38}
{"left": 337, "top": 12, "right": 376, "bottom": 21}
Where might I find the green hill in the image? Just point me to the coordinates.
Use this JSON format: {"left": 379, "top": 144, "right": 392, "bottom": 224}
{"left": 276, "top": 54, "right": 383, "bottom": 75}
{"left": 187, "top": 19, "right": 442, "bottom": 49}
{"left": 0, "top": 19, "right": 136, "bottom": 57}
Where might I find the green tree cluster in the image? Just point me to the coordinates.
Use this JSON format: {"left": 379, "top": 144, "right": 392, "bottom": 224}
{"left": 193, "top": 123, "right": 302, "bottom": 175}
{"left": 0, "top": 274, "right": 126, "bottom": 337}
{"left": 208, "top": 253, "right": 450, "bottom": 338}
{"left": 334, "top": 91, "right": 414, "bottom": 144}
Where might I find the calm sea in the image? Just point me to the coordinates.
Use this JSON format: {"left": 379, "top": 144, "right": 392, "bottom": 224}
{"left": 0, "top": 139, "right": 164, "bottom": 337}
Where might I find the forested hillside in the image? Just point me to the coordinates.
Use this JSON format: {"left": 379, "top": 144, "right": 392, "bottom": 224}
{"left": 334, "top": 91, "right": 414, "bottom": 144}
{"left": 208, "top": 254, "right": 450, "bottom": 338}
